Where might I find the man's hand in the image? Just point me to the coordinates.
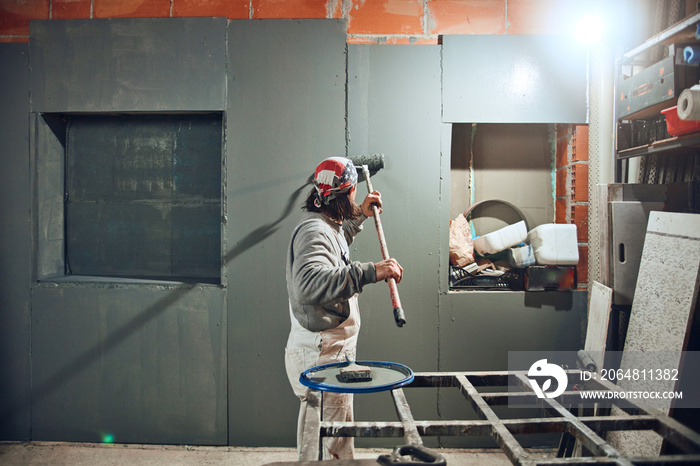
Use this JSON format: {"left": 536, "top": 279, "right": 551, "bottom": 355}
{"left": 361, "top": 191, "right": 383, "bottom": 217}
{"left": 375, "top": 258, "right": 403, "bottom": 283}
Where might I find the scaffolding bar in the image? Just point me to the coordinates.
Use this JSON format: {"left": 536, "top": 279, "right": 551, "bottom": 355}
{"left": 457, "top": 374, "right": 531, "bottom": 465}
{"left": 299, "top": 371, "right": 700, "bottom": 464}
{"left": 514, "top": 372, "right": 625, "bottom": 462}
{"left": 390, "top": 388, "right": 423, "bottom": 446}
{"left": 299, "top": 389, "right": 322, "bottom": 461}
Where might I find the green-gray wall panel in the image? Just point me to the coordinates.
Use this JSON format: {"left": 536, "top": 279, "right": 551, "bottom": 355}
{"left": 25, "top": 18, "right": 229, "bottom": 446}
{"left": 347, "top": 45, "right": 443, "bottom": 441}
{"left": 437, "top": 290, "right": 586, "bottom": 447}
{"left": 226, "top": 19, "right": 347, "bottom": 446}
{"left": 31, "top": 286, "right": 227, "bottom": 444}
{"left": 442, "top": 35, "right": 588, "bottom": 123}
{"left": 440, "top": 291, "right": 586, "bottom": 371}
{"left": 29, "top": 18, "right": 227, "bottom": 112}
{"left": 0, "top": 43, "right": 32, "bottom": 440}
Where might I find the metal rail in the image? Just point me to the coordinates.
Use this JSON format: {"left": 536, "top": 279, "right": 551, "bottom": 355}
{"left": 300, "top": 371, "right": 700, "bottom": 465}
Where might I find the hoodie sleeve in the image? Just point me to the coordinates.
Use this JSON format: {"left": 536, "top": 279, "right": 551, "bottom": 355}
{"left": 342, "top": 213, "right": 367, "bottom": 246}
{"left": 291, "top": 222, "right": 376, "bottom": 307}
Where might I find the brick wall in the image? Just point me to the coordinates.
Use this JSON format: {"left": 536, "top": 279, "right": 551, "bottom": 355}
{"left": 556, "top": 124, "right": 589, "bottom": 288}
{"left": 1, "top": 0, "right": 585, "bottom": 43}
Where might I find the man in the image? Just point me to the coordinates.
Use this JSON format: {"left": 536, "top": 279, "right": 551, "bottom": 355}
{"left": 285, "top": 156, "right": 403, "bottom": 460}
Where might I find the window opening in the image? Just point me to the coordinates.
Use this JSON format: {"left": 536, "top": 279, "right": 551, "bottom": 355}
{"left": 55, "top": 112, "right": 222, "bottom": 284}
{"left": 449, "top": 123, "right": 559, "bottom": 291}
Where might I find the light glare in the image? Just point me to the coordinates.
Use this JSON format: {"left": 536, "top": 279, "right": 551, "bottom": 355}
{"left": 575, "top": 14, "right": 604, "bottom": 44}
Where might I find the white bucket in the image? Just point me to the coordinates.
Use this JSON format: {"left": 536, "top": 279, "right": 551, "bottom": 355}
{"left": 473, "top": 220, "right": 528, "bottom": 256}
{"left": 527, "top": 224, "right": 579, "bottom": 265}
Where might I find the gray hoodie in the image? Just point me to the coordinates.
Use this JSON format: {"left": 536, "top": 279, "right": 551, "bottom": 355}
{"left": 286, "top": 211, "right": 377, "bottom": 331}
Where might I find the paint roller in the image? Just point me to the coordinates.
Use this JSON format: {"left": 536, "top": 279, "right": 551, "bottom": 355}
{"left": 349, "top": 153, "right": 384, "bottom": 182}
{"left": 347, "top": 154, "right": 406, "bottom": 328}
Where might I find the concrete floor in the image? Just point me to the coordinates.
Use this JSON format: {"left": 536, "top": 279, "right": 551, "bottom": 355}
{"left": 0, "top": 441, "right": 518, "bottom": 465}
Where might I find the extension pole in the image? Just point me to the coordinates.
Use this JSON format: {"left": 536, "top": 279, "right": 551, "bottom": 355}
{"left": 361, "top": 165, "right": 406, "bottom": 327}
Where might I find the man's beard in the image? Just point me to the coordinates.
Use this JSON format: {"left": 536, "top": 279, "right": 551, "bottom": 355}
{"left": 348, "top": 199, "right": 363, "bottom": 220}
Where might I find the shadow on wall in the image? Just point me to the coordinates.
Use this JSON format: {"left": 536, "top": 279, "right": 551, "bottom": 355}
{"left": 224, "top": 180, "right": 311, "bottom": 265}
{"left": 1, "top": 179, "right": 312, "bottom": 426}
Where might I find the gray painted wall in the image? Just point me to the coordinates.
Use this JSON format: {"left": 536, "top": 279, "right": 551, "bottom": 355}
{"left": 225, "top": 19, "right": 347, "bottom": 446}
{"left": 471, "top": 123, "right": 556, "bottom": 231}
{"left": 31, "top": 286, "right": 227, "bottom": 444}
{"left": 442, "top": 35, "right": 588, "bottom": 124}
{"left": 0, "top": 43, "right": 32, "bottom": 440}
{"left": 25, "top": 18, "right": 229, "bottom": 445}
{"left": 346, "top": 44, "right": 444, "bottom": 437}
{"left": 0, "top": 18, "right": 586, "bottom": 448}
{"left": 29, "top": 18, "right": 227, "bottom": 112}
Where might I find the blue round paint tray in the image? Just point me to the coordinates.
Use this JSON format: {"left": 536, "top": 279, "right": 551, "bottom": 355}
{"left": 300, "top": 360, "right": 414, "bottom": 393}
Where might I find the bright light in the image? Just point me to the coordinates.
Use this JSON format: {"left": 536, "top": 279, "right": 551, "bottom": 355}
{"left": 574, "top": 14, "right": 605, "bottom": 44}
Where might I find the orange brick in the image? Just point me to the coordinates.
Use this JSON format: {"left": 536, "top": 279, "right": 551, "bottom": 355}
{"left": 571, "top": 204, "right": 588, "bottom": 242}
{"left": 571, "top": 163, "right": 588, "bottom": 202}
{"left": 555, "top": 133, "right": 569, "bottom": 169}
{"left": 555, "top": 198, "right": 567, "bottom": 223}
{"left": 346, "top": 0, "right": 423, "bottom": 35}
{"left": 174, "top": 0, "right": 249, "bottom": 18}
{"left": 94, "top": 0, "right": 171, "bottom": 18}
{"left": 251, "top": 0, "right": 328, "bottom": 19}
{"left": 572, "top": 124, "right": 589, "bottom": 162}
{"left": 53, "top": 0, "right": 91, "bottom": 19}
{"left": 0, "top": 0, "right": 50, "bottom": 36}
{"left": 428, "top": 0, "right": 506, "bottom": 35}
{"left": 348, "top": 36, "right": 438, "bottom": 45}
{"left": 507, "top": 0, "right": 581, "bottom": 34}
{"left": 576, "top": 245, "right": 588, "bottom": 286}
{"left": 555, "top": 167, "right": 568, "bottom": 199}
{"left": 347, "top": 36, "right": 385, "bottom": 44}
{"left": 0, "top": 36, "right": 27, "bottom": 42}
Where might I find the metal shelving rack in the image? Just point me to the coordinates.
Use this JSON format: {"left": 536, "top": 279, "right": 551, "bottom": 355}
{"left": 300, "top": 371, "right": 700, "bottom": 465}
{"left": 614, "top": 12, "right": 700, "bottom": 182}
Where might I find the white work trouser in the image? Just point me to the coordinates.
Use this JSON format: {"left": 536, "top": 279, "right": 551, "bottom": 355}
{"left": 285, "top": 297, "right": 360, "bottom": 460}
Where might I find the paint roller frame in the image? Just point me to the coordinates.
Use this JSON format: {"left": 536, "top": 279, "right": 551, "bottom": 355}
{"left": 359, "top": 160, "right": 406, "bottom": 328}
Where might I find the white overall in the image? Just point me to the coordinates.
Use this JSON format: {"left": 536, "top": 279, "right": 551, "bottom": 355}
{"left": 285, "top": 295, "right": 360, "bottom": 460}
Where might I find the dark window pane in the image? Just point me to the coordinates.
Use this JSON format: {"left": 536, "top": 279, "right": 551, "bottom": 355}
{"left": 65, "top": 113, "right": 222, "bottom": 283}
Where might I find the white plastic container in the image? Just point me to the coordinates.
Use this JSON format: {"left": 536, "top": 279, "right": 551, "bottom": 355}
{"left": 527, "top": 224, "right": 579, "bottom": 265}
{"left": 473, "top": 220, "right": 527, "bottom": 256}
{"left": 508, "top": 244, "right": 536, "bottom": 268}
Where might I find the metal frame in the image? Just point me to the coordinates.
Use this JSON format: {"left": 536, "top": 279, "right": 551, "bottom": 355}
{"left": 613, "top": 12, "right": 700, "bottom": 183}
{"left": 300, "top": 370, "right": 700, "bottom": 465}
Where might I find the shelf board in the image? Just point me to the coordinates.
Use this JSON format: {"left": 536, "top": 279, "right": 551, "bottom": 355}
{"left": 623, "top": 12, "right": 700, "bottom": 61}
{"left": 617, "top": 132, "right": 700, "bottom": 159}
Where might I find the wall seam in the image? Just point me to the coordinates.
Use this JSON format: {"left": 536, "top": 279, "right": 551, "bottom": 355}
{"left": 29, "top": 286, "right": 34, "bottom": 440}
{"left": 344, "top": 42, "right": 349, "bottom": 157}
{"left": 436, "top": 40, "right": 444, "bottom": 445}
